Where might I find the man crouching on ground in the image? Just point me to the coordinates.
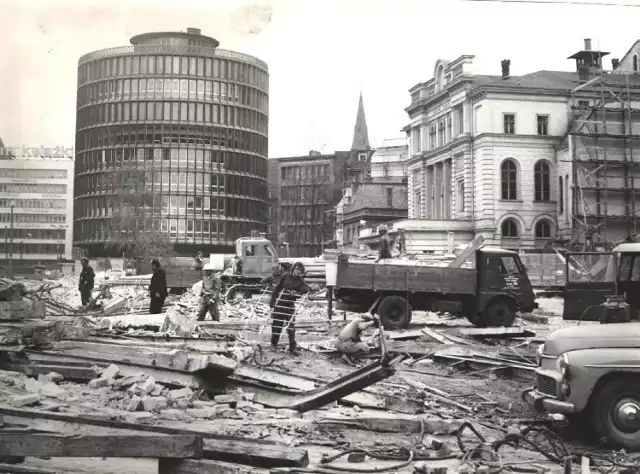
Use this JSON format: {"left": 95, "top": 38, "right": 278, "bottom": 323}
{"left": 269, "top": 262, "right": 310, "bottom": 355}
{"left": 336, "top": 313, "right": 379, "bottom": 364}
{"left": 197, "top": 263, "right": 221, "bottom": 321}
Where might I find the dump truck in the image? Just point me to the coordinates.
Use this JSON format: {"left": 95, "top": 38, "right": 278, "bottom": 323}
{"left": 327, "top": 247, "right": 538, "bottom": 330}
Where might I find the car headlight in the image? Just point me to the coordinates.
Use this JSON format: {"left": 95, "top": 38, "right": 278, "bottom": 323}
{"left": 536, "top": 344, "right": 544, "bottom": 366}
{"left": 557, "top": 353, "right": 570, "bottom": 379}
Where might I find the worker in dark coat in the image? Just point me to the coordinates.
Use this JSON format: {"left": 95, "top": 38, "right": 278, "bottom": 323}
{"left": 269, "top": 262, "right": 310, "bottom": 355}
{"left": 78, "top": 257, "right": 95, "bottom": 306}
{"left": 260, "top": 262, "right": 292, "bottom": 286}
{"left": 376, "top": 224, "right": 392, "bottom": 262}
{"left": 149, "top": 259, "right": 168, "bottom": 314}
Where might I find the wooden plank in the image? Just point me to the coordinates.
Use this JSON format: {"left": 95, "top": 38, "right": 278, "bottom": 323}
{"left": 0, "top": 301, "right": 45, "bottom": 320}
{"left": 0, "top": 407, "right": 310, "bottom": 469}
{"left": 0, "top": 463, "right": 56, "bottom": 474}
{"left": 203, "top": 439, "right": 308, "bottom": 468}
{"left": 432, "top": 353, "right": 535, "bottom": 382}
{"left": 448, "top": 235, "right": 484, "bottom": 268}
{"left": 159, "top": 459, "right": 269, "bottom": 474}
{"left": 0, "top": 433, "right": 203, "bottom": 458}
{"left": 459, "top": 327, "right": 535, "bottom": 338}
{"left": 315, "top": 415, "right": 463, "bottom": 434}
{"left": 421, "top": 328, "right": 452, "bottom": 345}
{"left": 80, "top": 337, "right": 231, "bottom": 353}
{"left": 232, "top": 365, "right": 425, "bottom": 414}
{"left": 387, "top": 329, "right": 425, "bottom": 341}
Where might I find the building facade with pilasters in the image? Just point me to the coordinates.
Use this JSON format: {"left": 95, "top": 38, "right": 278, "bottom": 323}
{"left": 403, "top": 55, "right": 584, "bottom": 252}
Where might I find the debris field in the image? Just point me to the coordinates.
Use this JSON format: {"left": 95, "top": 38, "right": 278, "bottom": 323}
{"left": 0, "top": 271, "right": 638, "bottom": 474}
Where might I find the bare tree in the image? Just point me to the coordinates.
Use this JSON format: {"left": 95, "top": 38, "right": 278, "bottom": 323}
{"left": 105, "top": 168, "right": 175, "bottom": 267}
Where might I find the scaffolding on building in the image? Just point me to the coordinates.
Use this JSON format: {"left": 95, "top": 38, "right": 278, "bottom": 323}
{"left": 568, "top": 72, "right": 640, "bottom": 251}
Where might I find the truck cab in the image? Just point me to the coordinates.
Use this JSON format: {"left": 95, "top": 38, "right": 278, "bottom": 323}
{"left": 234, "top": 237, "right": 279, "bottom": 279}
{"left": 563, "top": 243, "right": 640, "bottom": 321}
{"left": 475, "top": 248, "right": 538, "bottom": 325}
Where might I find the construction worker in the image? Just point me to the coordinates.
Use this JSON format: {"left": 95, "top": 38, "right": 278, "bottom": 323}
{"left": 269, "top": 261, "right": 310, "bottom": 355}
{"left": 375, "top": 225, "right": 392, "bottom": 262}
{"left": 335, "top": 314, "right": 379, "bottom": 363}
{"left": 197, "top": 262, "right": 221, "bottom": 321}
{"left": 78, "top": 257, "right": 95, "bottom": 306}
{"left": 231, "top": 254, "right": 242, "bottom": 274}
{"left": 260, "top": 262, "right": 292, "bottom": 286}
{"left": 149, "top": 259, "right": 168, "bottom": 314}
{"left": 193, "top": 251, "right": 204, "bottom": 271}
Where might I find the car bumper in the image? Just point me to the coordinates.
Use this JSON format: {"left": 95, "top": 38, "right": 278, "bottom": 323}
{"left": 522, "top": 387, "right": 576, "bottom": 414}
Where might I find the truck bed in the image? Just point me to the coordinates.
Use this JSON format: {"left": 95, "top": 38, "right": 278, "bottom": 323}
{"left": 336, "top": 260, "right": 477, "bottom": 294}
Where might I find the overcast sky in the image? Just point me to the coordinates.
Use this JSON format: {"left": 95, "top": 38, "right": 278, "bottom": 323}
{"left": 1, "top": 0, "right": 640, "bottom": 158}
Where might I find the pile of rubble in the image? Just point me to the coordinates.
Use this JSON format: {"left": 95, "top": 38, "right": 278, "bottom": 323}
{"left": 1, "top": 270, "right": 639, "bottom": 473}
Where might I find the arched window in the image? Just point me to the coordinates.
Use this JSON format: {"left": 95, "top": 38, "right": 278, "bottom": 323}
{"left": 534, "top": 160, "right": 550, "bottom": 201}
{"left": 501, "top": 159, "right": 517, "bottom": 200}
{"left": 535, "top": 219, "right": 552, "bottom": 239}
{"left": 634, "top": 55, "right": 638, "bottom": 72}
{"left": 558, "top": 177, "right": 564, "bottom": 214}
{"left": 501, "top": 218, "right": 519, "bottom": 237}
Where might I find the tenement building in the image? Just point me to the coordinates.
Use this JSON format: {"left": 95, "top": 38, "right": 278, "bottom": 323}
{"left": 74, "top": 28, "right": 269, "bottom": 256}
{"left": 400, "top": 38, "right": 640, "bottom": 253}
{"left": 0, "top": 140, "right": 74, "bottom": 263}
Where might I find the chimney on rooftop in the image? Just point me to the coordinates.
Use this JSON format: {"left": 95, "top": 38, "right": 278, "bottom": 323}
{"left": 501, "top": 59, "right": 511, "bottom": 80}
{"left": 612, "top": 58, "right": 620, "bottom": 69}
{"left": 187, "top": 27, "right": 201, "bottom": 35}
{"left": 584, "top": 38, "right": 592, "bottom": 51}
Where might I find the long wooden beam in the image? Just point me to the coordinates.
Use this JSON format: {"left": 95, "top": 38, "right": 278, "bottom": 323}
{"left": 0, "top": 433, "right": 203, "bottom": 458}
{"left": 0, "top": 407, "right": 309, "bottom": 469}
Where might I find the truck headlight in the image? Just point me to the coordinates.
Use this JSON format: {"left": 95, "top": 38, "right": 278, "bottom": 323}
{"left": 558, "top": 353, "right": 570, "bottom": 379}
{"left": 536, "top": 344, "right": 544, "bottom": 367}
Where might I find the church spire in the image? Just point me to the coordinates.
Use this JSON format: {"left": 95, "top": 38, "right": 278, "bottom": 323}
{"left": 351, "top": 93, "right": 371, "bottom": 151}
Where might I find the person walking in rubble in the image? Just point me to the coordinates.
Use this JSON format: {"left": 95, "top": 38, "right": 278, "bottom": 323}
{"left": 197, "top": 262, "right": 221, "bottom": 321}
{"left": 269, "top": 261, "right": 310, "bottom": 355}
{"left": 375, "top": 224, "right": 392, "bottom": 262}
{"left": 78, "top": 257, "right": 95, "bottom": 306}
{"left": 149, "top": 259, "right": 168, "bottom": 314}
{"left": 336, "top": 314, "right": 379, "bottom": 364}
{"left": 193, "top": 251, "right": 204, "bottom": 271}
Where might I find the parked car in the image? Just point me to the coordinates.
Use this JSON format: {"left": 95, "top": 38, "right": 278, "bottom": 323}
{"left": 524, "top": 322, "right": 640, "bottom": 450}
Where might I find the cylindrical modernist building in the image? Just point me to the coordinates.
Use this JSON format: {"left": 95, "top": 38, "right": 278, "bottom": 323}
{"left": 74, "top": 27, "right": 269, "bottom": 257}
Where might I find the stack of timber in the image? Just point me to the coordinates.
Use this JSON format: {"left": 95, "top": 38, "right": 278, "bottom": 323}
{"left": 0, "top": 406, "right": 307, "bottom": 473}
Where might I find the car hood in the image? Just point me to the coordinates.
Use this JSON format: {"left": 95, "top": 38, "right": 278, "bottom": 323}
{"left": 544, "top": 323, "right": 640, "bottom": 356}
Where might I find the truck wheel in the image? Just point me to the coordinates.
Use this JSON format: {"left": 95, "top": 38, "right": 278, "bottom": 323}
{"left": 377, "top": 296, "right": 412, "bottom": 331}
{"left": 465, "top": 313, "right": 487, "bottom": 328}
{"left": 482, "top": 298, "right": 516, "bottom": 327}
{"left": 592, "top": 378, "right": 640, "bottom": 450}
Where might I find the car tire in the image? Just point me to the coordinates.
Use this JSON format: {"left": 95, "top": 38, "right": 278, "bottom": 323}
{"left": 377, "top": 296, "right": 412, "bottom": 331}
{"left": 592, "top": 378, "right": 640, "bottom": 450}
{"left": 482, "top": 297, "right": 516, "bottom": 327}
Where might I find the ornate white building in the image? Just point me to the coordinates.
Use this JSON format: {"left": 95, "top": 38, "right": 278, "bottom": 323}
{"left": 401, "top": 39, "right": 640, "bottom": 253}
